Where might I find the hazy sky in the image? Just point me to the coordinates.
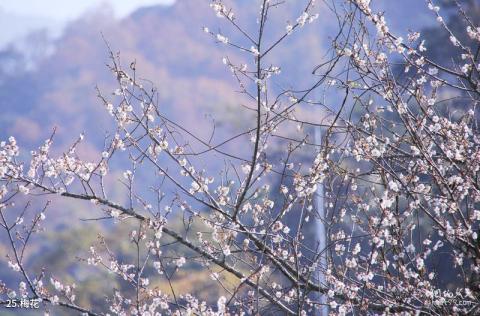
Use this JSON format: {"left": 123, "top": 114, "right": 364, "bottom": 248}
{"left": 0, "top": 0, "right": 175, "bottom": 47}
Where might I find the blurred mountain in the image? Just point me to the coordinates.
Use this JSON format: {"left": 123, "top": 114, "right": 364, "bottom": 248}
{"left": 0, "top": 0, "right": 431, "bottom": 148}
{"left": 0, "top": 2, "right": 250, "bottom": 145}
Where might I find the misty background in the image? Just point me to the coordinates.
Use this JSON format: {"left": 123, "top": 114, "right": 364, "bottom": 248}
{"left": 0, "top": 0, "right": 455, "bottom": 314}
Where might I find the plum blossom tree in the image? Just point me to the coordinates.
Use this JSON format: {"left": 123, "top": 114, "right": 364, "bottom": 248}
{"left": 1, "top": 0, "right": 480, "bottom": 315}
